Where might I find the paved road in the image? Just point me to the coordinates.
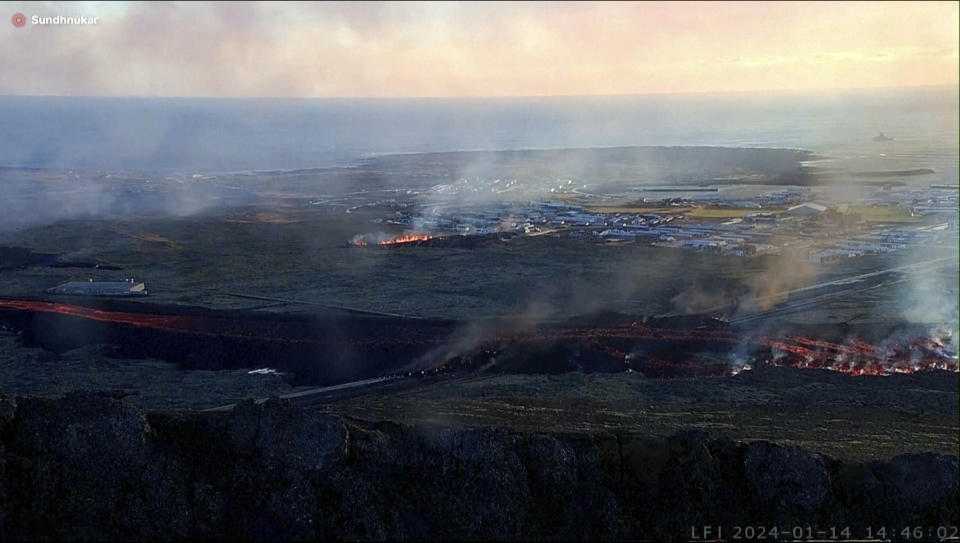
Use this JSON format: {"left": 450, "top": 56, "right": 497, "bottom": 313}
{"left": 700, "top": 255, "right": 956, "bottom": 323}
{"left": 202, "top": 376, "right": 402, "bottom": 412}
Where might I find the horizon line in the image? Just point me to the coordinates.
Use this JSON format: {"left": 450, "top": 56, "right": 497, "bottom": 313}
{"left": 2, "top": 83, "right": 957, "bottom": 101}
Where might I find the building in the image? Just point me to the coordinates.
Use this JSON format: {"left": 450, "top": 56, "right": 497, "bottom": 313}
{"left": 47, "top": 279, "right": 148, "bottom": 297}
{"left": 680, "top": 240, "right": 724, "bottom": 253}
{"left": 808, "top": 249, "right": 860, "bottom": 264}
{"left": 598, "top": 229, "right": 636, "bottom": 238}
{"left": 786, "top": 202, "right": 828, "bottom": 216}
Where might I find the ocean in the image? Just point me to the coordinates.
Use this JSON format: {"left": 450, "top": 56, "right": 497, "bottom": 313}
{"left": 0, "top": 86, "right": 956, "bottom": 184}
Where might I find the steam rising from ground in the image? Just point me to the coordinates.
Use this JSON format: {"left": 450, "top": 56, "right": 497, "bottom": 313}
{"left": 0, "top": 96, "right": 955, "bottom": 371}
{"left": 397, "top": 156, "right": 958, "bottom": 372}
{"left": 0, "top": 169, "right": 246, "bottom": 231}
{"left": 900, "top": 258, "right": 960, "bottom": 352}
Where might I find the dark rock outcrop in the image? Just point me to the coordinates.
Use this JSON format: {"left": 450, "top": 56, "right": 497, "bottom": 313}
{"left": 0, "top": 393, "right": 955, "bottom": 541}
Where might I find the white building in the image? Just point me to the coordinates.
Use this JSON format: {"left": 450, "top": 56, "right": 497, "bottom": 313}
{"left": 786, "top": 202, "right": 828, "bottom": 216}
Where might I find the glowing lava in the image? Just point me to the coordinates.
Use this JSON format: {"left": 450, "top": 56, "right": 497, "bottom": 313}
{"left": 475, "top": 323, "right": 959, "bottom": 377}
{"left": 0, "top": 298, "right": 956, "bottom": 378}
{"left": 349, "top": 234, "right": 432, "bottom": 247}
{"left": 0, "top": 299, "right": 355, "bottom": 345}
{"left": 378, "top": 234, "right": 431, "bottom": 246}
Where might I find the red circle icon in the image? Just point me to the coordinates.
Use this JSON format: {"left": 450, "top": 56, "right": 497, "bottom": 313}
{"left": 11, "top": 13, "right": 26, "bottom": 27}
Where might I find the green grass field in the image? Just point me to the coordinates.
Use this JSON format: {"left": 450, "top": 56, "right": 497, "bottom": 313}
{"left": 848, "top": 205, "right": 923, "bottom": 223}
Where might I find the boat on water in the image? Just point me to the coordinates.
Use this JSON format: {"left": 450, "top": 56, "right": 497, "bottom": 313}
{"left": 873, "top": 132, "right": 893, "bottom": 142}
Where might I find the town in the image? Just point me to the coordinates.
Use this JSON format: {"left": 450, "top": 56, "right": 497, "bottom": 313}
{"left": 337, "top": 176, "right": 959, "bottom": 264}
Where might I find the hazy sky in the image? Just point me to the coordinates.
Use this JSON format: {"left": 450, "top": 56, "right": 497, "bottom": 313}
{"left": 3, "top": 1, "right": 958, "bottom": 97}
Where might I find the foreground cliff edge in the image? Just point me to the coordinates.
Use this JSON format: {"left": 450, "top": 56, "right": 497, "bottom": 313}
{"left": 0, "top": 392, "right": 955, "bottom": 541}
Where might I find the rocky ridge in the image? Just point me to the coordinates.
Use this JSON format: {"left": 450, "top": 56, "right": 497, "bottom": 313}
{"left": 0, "top": 392, "right": 955, "bottom": 540}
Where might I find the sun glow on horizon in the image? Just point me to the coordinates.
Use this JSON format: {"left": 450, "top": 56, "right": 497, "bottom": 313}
{"left": 1, "top": 1, "right": 957, "bottom": 98}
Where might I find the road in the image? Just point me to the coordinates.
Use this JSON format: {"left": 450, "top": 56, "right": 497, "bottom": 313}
{"left": 723, "top": 256, "right": 956, "bottom": 325}
{"left": 202, "top": 375, "right": 403, "bottom": 412}
{"left": 201, "top": 373, "right": 501, "bottom": 412}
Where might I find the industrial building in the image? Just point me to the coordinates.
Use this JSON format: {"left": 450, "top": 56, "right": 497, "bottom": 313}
{"left": 47, "top": 279, "right": 148, "bottom": 297}
{"left": 786, "top": 202, "right": 828, "bottom": 216}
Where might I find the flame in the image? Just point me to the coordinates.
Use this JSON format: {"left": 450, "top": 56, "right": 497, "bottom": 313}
{"left": 350, "top": 234, "right": 432, "bottom": 247}
{"left": 378, "top": 234, "right": 431, "bottom": 246}
{"left": 757, "top": 332, "right": 958, "bottom": 376}
{"left": 491, "top": 323, "right": 959, "bottom": 377}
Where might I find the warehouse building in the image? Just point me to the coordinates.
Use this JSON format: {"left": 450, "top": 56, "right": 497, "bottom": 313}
{"left": 786, "top": 202, "right": 829, "bottom": 216}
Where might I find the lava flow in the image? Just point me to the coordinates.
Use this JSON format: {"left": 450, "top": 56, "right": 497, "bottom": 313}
{"left": 0, "top": 297, "right": 455, "bottom": 386}
{"left": 0, "top": 298, "right": 956, "bottom": 382}
{"left": 0, "top": 298, "right": 441, "bottom": 347}
{"left": 377, "top": 234, "right": 431, "bottom": 246}
{"left": 444, "top": 323, "right": 959, "bottom": 378}
{"left": 349, "top": 233, "right": 432, "bottom": 247}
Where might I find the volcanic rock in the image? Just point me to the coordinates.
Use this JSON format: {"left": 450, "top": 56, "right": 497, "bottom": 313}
{"left": 0, "top": 393, "right": 954, "bottom": 540}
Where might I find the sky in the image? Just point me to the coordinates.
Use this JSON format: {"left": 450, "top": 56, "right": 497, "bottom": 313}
{"left": 2, "top": 1, "right": 958, "bottom": 98}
